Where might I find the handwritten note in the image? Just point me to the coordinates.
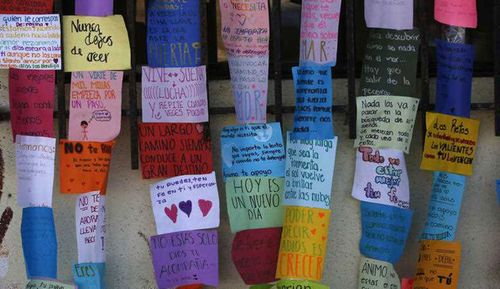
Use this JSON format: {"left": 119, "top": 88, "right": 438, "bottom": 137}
{"left": 435, "top": 40, "right": 474, "bottom": 117}
{"left": 59, "top": 140, "right": 114, "bottom": 194}
{"left": 231, "top": 228, "right": 281, "bottom": 285}
{"left": 352, "top": 147, "right": 410, "bottom": 209}
{"left": 0, "top": 14, "right": 61, "bottom": 69}
{"left": 16, "top": 136, "right": 55, "bottom": 208}
{"left": 284, "top": 134, "right": 337, "bottom": 209}
{"left": 9, "top": 68, "right": 55, "bottom": 140}
{"left": 291, "top": 65, "right": 334, "bottom": 140}
{"left": 147, "top": 0, "right": 201, "bottom": 67}
{"left": 76, "top": 191, "right": 106, "bottom": 263}
{"left": 299, "top": 0, "right": 341, "bottom": 66}
{"left": 150, "top": 230, "right": 218, "bottom": 288}
{"left": 75, "top": 0, "right": 113, "bottom": 17}
{"left": 220, "top": 0, "right": 269, "bottom": 56}
{"left": 360, "top": 29, "right": 420, "bottom": 97}
{"left": 220, "top": 123, "right": 285, "bottom": 180}
{"left": 414, "top": 240, "right": 461, "bottom": 289}
{"left": 355, "top": 95, "right": 419, "bottom": 153}
{"left": 421, "top": 172, "right": 466, "bottom": 240}
{"left": 360, "top": 201, "right": 413, "bottom": 264}
{"left": 150, "top": 172, "right": 219, "bottom": 234}
{"left": 141, "top": 66, "right": 208, "bottom": 123}
{"left": 26, "top": 280, "right": 75, "bottom": 289}
{"left": 21, "top": 207, "right": 57, "bottom": 279}
{"left": 277, "top": 280, "right": 329, "bottom": 289}
{"left": 69, "top": 71, "right": 123, "bottom": 142}
{"left": 276, "top": 206, "right": 330, "bottom": 281}
{"left": 434, "top": 0, "right": 477, "bottom": 28}
{"left": 358, "top": 256, "right": 400, "bottom": 289}
{"left": 226, "top": 176, "right": 284, "bottom": 232}
{"left": 228, "top": 54, "right": 268, "bottom": 124}
{"left": 63, "top": 15, "right": 131, "bottom": 72}
{"left": 139, "top": 123, "right": 213, "bottom": 179}
{"left": 420, "top": 112, "right": 480, "bottom": 176}
{"left": 0, "top": 0, "right": 53, "bottom": 14}
{"left": 364, "top": 0, "right": 413, "bottom": 30}
{"left": 73, "top": 263, "right": 105, "bottom": 289}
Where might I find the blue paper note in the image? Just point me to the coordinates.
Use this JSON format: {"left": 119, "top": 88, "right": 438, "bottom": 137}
{"left": 220, "top": 122, "right": 286, "bottom": 180}
{"left": 360, "top": 201, "right": 413, "bottom": 264}
{"left": 73, "top": 263, "right": 105, "bottom": 289}
{"left": 291, "top": 65, "right": 334, "bottom": 140}
{"left": 21, "top": 207, "right": 57, "bottom": 279}
{"left": 421, "top": 172, "right": 466, "bottom": 240}
{"left": 435, "top": 39, "right": 474, "bottom": 117}
{"left": 147, "top": 0, "right": 201, "bottom": 67}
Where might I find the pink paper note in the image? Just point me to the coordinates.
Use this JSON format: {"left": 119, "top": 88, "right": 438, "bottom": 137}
{"left": 9, "top": 68, "right": 55, "bottom": 141}
{"left": 300, "top": 0, "right": 342, "bottom": 66}
{"left": 68, "top": 71, "right": 123, "bottom": 142}
{"left": 75, "top": 0, "right": 113, "bottom": 17}
{"left": 364, "top": 0, "right": 413, "bottom": 30}
{"left": 434, "top": 0, "right": 477, "bottom": 28}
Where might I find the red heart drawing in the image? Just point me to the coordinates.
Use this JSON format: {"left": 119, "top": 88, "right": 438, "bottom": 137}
{"left": 69, "top": 179, "right": 74, "bottom": 183}
{"left": 81, "top": 182, "right": 86, "bottom": 186}
{"left": 66, "top": 164, "right": 71, "bottom": 168}
{"left": 164, "top": 204, "right": 178, "bottom": 223}
{"left": 318, "top": 212, "right": 325, "bottom": 218}
{"left": 198, "top": 199, "right": 212, "bottom": 217}
{"left": 311, "top": 229, "right": 317, "bottom": 235}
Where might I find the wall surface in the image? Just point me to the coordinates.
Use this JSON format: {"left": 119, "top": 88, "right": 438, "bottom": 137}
{"left": 0, "top": 79, "right": 499, "bottom": 289}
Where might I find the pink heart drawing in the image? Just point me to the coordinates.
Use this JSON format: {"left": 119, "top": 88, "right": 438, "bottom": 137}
{"left": 195, "top": 123, "right": 204, "bottom": 133}
{"left": 164, "top": 204, "right": 178, "bottom": 223}
{"left": 198, "top": 199, "right": 212, "bottom": 217}
{"left": 236, "top": 13, "right": 247, "bottom": 26}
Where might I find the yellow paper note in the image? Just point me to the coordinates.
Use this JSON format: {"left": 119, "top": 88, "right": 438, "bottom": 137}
{"left": 420, "top": 112, "right": 480, "bottom": 176}
{"left": 276, "top": 206, "right": 330, "bottom": 281}
{"left": 63, "top": 15, "right": 131, "bottom": 72}
{"left": 414, "top": 240, "right": 461, "bottom": 289}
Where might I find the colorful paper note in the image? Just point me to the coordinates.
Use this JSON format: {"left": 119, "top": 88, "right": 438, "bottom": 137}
{"left": 284, "top": 135, "right": 337, "bottom": 209}
{"left": 360, "top": 29, "right": 420, "bottom": 97}
{"left": 150, "top": 230, "right": 218, "bottom": 288}
{"left": 358, "top": 256, "right": 400, "bottom": 289}
{"left": 147, "top": 0, "right": 201, "bottom": 67}
{"left": 75, "top": 0, "right": 113, "bottom": 17}
{"left": 435, "top": 40, "right": 474, "bottom": 117}
{"left": 299, "top": 0, "right": 341, "bottom": 66}
{"left": 76, "top": 192, "right": 106, "bottom": 263}
{"left": 360, "top": 201, "right": 413, "bottom": 264}
{"left": 9, "top": 69, "right": 55, "bottom": 140}
{"left": 141, "top": 66, "right": 208, "bottom": 123}
{"left": 0, "top": 14, "right": 61, "bottom": 69}
{"left": 420, "top": 112, "right": 480, "bottom": 176}
{"left": 352, "top": 147, "right": 410, "bottom": 209}
{"left": 291, "top": 65, "right": 334, "bottom": 140}
{"left": 364, "top": 0, "right": 413, "bottom": 30}
{"left": 139, "top": 123, "right": 213, "bottom": 179}
{"left": 355, "top": 95, "right": 419, "bottom": 153}
{"left": 226, "top": 177, "right": 284, "bottom": 232}
{"left": 73, "top": 263, "right": 105, "bottom": 289}
{"left": 21, "top": 207, "right": 57, "bottom": 279}
{"left": 68, "top": 71, "right": 123, "bottom": 141}
{"left": 16, "top": 136, "right": 55, "bottom": 208}
{"left": 26, "top": 280, "right": 76, "bottom": 289}
{"left": 150, "top": 172, "right": 219, "bottom": 234}
{"left": 421, "top": 172, "right": 466, "bottom": 240}
{"left": 277, "top": 280, "right": 329, "bottom": 289}
{"left": 228, "top": 54, "right": 269, "bottom": 124}
{"left": 0, "top": 0, "right": 53, "bottom": 14}
{"left": 231, "top": 228, "right": 281, "bottom": 285}
{"left": 220, "top": 0, "right": 269, "bottom": 56}
{"left": 434, "top": 0, "right": 477, "bottom": 28}
{"left": 63, "top": 15, "right": 131, "bottom": 72}
{"left": 414, "top": 240, "right": 461, "bottom": 289}
{"left": 59, "top": 140, "right": 114, "bottom": 194}
{"left": 220, "top": 123, "right": 285, "bottom": 180}
{"left": 276, "top": 206, "right": 330, "bottom": 281}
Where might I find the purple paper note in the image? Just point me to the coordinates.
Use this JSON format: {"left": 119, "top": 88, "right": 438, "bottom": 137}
{"left": 75, "top": 0, "right": 113, "bottom": 17}
{"left": 150, "top": 229, "right": 218, "bottom": 288}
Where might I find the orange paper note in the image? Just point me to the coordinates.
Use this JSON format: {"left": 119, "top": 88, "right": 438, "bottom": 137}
{"left": 414, "top": 240, "right": 461, "bottom": 289}
{"left": 59, "top": 140, "right": 114, "bottom": 194}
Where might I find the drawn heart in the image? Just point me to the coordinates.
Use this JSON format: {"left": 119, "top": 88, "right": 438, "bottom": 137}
{"left": 69, "top": 178, "right": 74, "bottom": 183}
{"left": 198, "top": 199, "right": 212, "bottom": 217}
{"left": 179, "top": 200, "right": 192, "bottom": 217}
{"left": 53, "top": 58, "right": 59, "bottom": 64}
{"left": 164, "top": 204, "right": 178, "bottom": 223}
{"left": 311, "top": 229, "right": 317, "bottom": 235}
{"left": 236, "top": 13, "right": 247, "bottom": 26}
{"left": 81, "top": 182, "right": 86, "bottom": 186}
{"left": 195, "top": 123, "right": 204, "bottom": 133}
{"left": 66, "top": 164, "right": 71, "bottom": 168}
{"left": 318, "top": 212, "right": 325, "bottom": 218}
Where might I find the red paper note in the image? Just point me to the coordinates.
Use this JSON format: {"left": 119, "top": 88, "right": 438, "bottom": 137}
{"left": 0, "top": 0, "right": 53, "bottom": 14}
